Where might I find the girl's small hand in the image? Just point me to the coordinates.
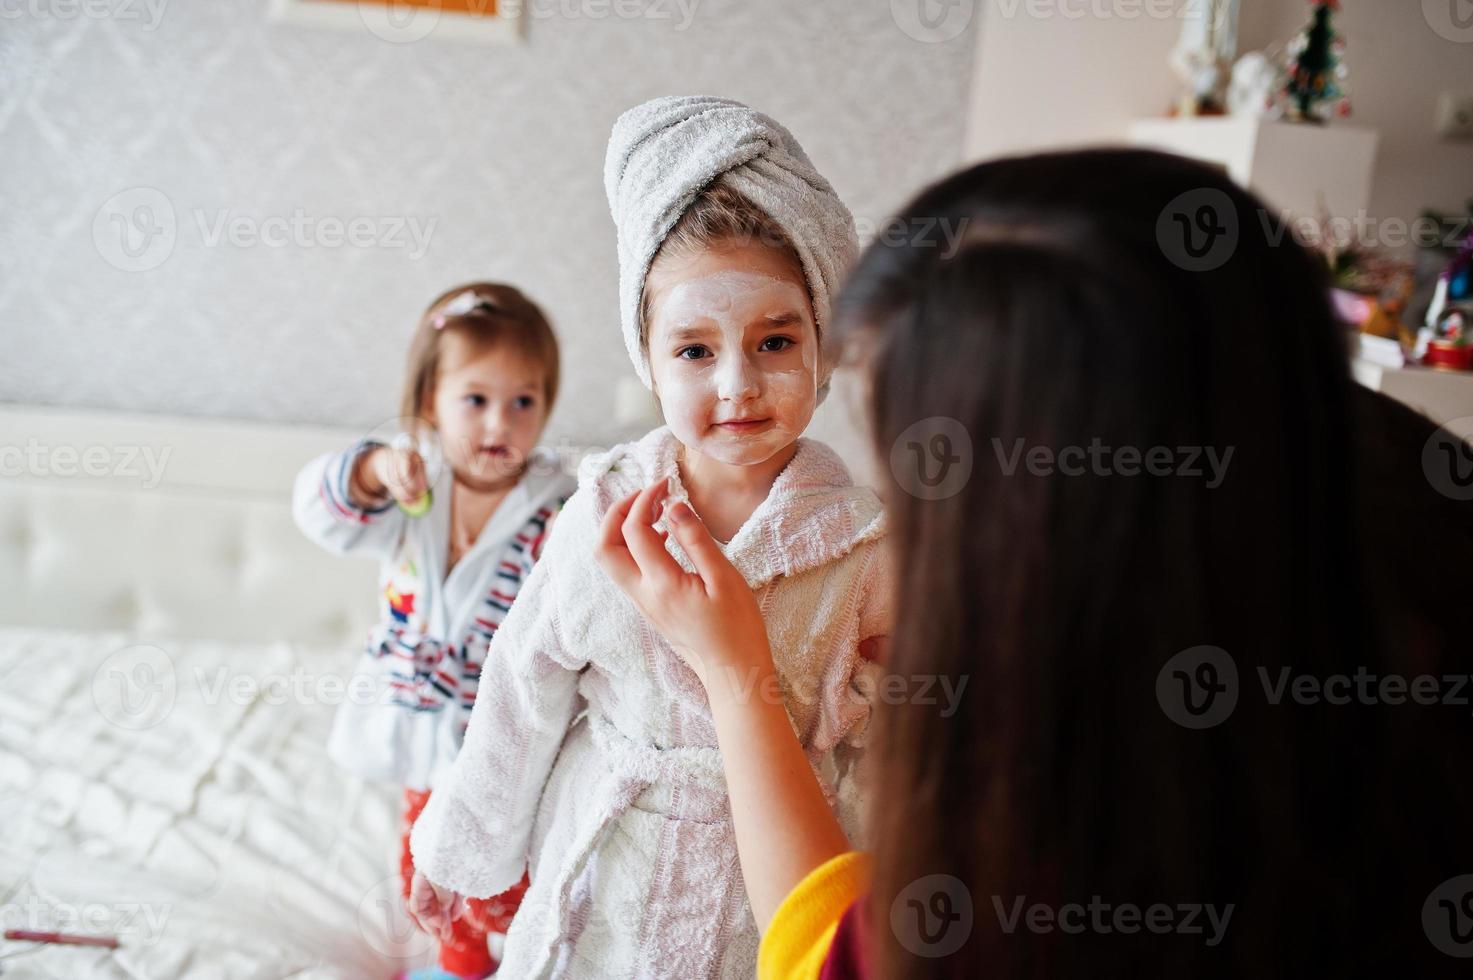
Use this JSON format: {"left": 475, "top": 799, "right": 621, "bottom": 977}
{"left": 594, "top": 480, "right": 770, "bottom": 689}
{"left": 406, "top": 870, "right": 465, "bottom": 944}
{"left": 353, "top": 445, "right": 430, "bottom": 509}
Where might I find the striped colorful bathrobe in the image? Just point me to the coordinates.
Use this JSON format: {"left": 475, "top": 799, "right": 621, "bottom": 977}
{"left": 293, "top": 439, "right": 575, "bottom": 791}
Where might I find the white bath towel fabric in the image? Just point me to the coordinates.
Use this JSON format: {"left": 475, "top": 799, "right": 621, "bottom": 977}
{"left": 603, "top": 94, "right": 860, "bottom": 392}
{"left": 409, "top": 426, "right": 892, "bottom": 978}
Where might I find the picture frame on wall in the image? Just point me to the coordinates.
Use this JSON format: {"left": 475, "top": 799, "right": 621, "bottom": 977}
{"left": 268, "top": 0, "right": 525, "bottom": 45}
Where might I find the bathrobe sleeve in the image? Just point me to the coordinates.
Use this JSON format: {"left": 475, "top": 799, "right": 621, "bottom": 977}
{"left": 292, "top": 441, "right": 406, "bottom": 560}
{"left": 407, "top": 486, "right": 592, "bottom": 898}
{"left": 828, "top": 545, "right": 894, "bottom": 848}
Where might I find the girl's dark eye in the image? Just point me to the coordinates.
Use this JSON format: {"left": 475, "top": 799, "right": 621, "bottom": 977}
{"left": 759, "top": 336, "right": 794, "bottom": 353}
{"left": 677, "top": 345, "right": 710, "bottom": 360}
{"left": 464, "top": 394, "right": 487, "bottom": 408}
{"left": 514, "top": 395, "right": 536, "bottom": 410}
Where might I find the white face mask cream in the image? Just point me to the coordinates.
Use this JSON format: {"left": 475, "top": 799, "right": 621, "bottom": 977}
{"left": 647, "top": 265, "right": 819, "bottom": 467}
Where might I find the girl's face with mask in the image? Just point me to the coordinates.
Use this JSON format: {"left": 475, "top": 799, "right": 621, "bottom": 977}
{"left": 643, "top": 239, "right": 819, "bottom": 468}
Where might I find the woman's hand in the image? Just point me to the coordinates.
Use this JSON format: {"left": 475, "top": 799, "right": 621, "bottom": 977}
{"left": 405, "top": 870, "right": 465, "bottom": 944}
{"left": 594, "top": 479, "right": 770, "bottom": 690}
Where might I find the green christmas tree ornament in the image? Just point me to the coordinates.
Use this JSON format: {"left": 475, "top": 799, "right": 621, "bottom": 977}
{"left": 1284, "top": 0, "right": 1351, "bottom": 122}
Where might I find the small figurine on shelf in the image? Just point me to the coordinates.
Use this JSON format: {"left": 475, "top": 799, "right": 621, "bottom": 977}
{"left": 1228, "top": 50, "right": 1285, "bottom": 119}
{"left": 1283, "top": 0, "right": 1352, "bottom": 123}
{"left": 1419, "top": 228, "right": 1473, "bottom": 371}
{"left": 1425, "top": 309, "right": 1472, "bottom": 372}
{"left": 1434, "top": 309, "right": 1468, "bottom": 343}
{"left": 1447, "top": 231, "right": 1472, "bottom": 304}
{"left": 1422, "top": 226, "right": 1473, "bottom": 329}
{"left": 1300, "top": 201, "right": 1417, "bottom": 363}
{"left": 1168, "top": 0, "right": 1239, "bottom": 116}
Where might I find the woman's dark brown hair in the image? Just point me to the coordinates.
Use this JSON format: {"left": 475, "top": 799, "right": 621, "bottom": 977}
{"left": 837, "top": 148, "right": 1473, "bottom": 976}
{"left": 401, "top": 281, "right": 560, "bottom": 432}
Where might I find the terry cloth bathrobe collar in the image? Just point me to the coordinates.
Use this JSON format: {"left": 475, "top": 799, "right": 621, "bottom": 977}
{"left": 587, "top": 425, "right": 887, "bottom": 588}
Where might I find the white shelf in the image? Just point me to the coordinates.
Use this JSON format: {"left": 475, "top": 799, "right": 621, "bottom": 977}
{"left": 1128, "top": 117, "right": 1379, "bottom": 219}
{"left": 1352, "top": 358, "right": 1473, "bottom": 429}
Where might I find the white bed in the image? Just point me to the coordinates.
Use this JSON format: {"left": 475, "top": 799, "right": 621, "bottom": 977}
{"left": 0, "top": 407, "right": 434, "bottom": 978}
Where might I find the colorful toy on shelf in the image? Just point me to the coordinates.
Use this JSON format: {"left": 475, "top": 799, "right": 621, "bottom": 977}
{"left": 1446, "top": 230, "right": 1473, "bottom": 304}
{"left": 1425, "top": 309, "right": 1472, "bottom": 372}
{"left": 1311, "top": 205, "right": 1415, "bottom": 348}
{"left": 1434, "top": 309, "right": 1469, "bottom": 342}
{"left": 1421, "top": 229, "right": 1473, "bottom": 371}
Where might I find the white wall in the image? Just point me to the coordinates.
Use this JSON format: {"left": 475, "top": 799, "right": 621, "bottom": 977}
{"left": 964, "top": 0, "right": 1473, "bottom": 229}
{"left": 1239, "top": 0, "right": 1473, "bottom": 238}
{"left": 964, "top": 1, "right": 1184, "bottom": 156}
{"left": 0, "top": 0, "right": 977, "bottom": 448}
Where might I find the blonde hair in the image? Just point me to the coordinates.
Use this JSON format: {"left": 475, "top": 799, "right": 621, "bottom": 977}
{"left": 639, "top": 181, "right": 806, "bottom": 356}
{"left": 400, "top": 282, "right": 560, "bottom": 431}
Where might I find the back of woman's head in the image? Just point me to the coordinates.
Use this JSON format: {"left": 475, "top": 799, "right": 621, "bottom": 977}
{"left": 839, "top": 148, "right": 1472, "bottom": 976}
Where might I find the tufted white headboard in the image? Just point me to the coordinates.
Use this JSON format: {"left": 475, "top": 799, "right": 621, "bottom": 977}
{"left": 0, "top": 405, "right": 378, "bottom": 646}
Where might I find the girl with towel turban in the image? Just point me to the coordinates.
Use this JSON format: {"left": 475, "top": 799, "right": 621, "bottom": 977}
{"left": 404, "top": 95, "right": 892, "bottom": 978}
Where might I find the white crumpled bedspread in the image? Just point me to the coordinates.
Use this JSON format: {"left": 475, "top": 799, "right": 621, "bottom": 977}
{"left": 0, "top": 628, "right": 430, "bottom": 979}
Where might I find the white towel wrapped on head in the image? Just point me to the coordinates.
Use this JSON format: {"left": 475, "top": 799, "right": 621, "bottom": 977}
{"left": 603, "top": 94, "right": 859, "bottom": 392}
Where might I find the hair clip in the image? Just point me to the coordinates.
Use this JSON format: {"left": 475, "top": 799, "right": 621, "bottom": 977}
{"left": 432, "top": 290, "right": 498, "bottom": 330}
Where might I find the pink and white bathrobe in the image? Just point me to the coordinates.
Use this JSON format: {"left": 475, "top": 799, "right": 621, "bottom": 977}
{"left": 409, "top": 425, "right": 891, "bottom": 978}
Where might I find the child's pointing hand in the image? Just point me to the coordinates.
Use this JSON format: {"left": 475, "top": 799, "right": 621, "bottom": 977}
{"left": 595, "top": 479, "right": 771, "bottom": 690}
{"left": 349, "top": 445, "right": 431, "bottom": 511}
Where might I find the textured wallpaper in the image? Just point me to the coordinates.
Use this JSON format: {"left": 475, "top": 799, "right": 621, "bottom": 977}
{"left": 0, "top": 0, "right": 977, "bottom": 446}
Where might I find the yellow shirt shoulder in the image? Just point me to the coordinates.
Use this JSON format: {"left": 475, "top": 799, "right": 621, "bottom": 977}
{"left": 758, "top": 851, "right": 872, "bottom": 980}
